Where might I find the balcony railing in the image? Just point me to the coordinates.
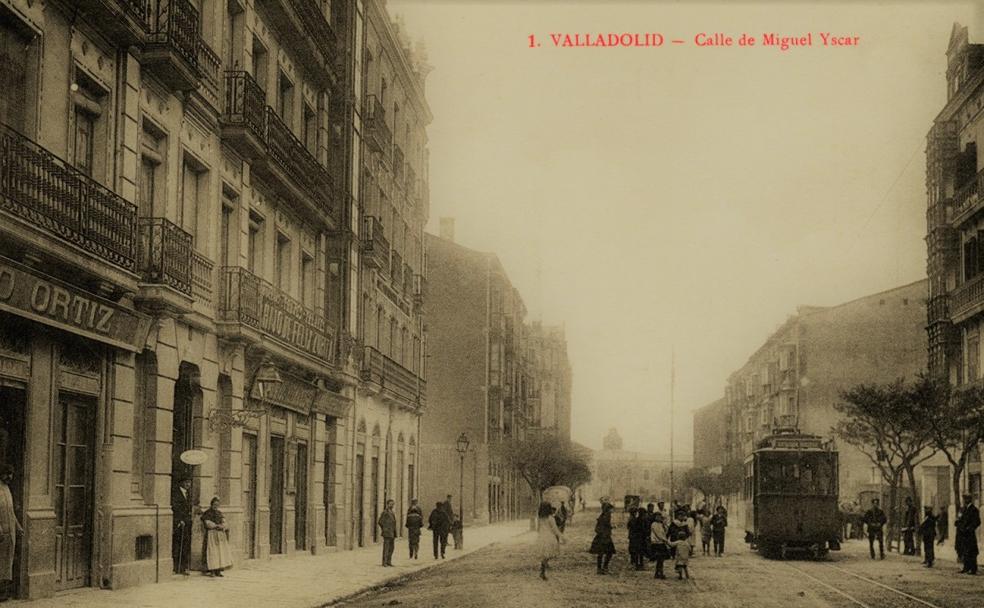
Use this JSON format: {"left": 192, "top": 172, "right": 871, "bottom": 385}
{"left": 221, "top": 71, "right": 267, "bottom": 157}
{"left": 391, "top": 251, "right": 403, "bottom": 290}
{"left": 953, "top": 168, "right": 984, "bottom": 221}
{"left": 218, "top": 267, "right": 335, "bottom": 363}
{"left": 76, "top": 0, "right": 148, "bottom": 44}
{"left": 289, "top": 0, "right": 337, "bottom": 64}
{"left": 952, "top": 273, "right": 984, "bottom": 321}
{"left": 262, "top": 107, "right": 335, "bottom": 218}
{"left": 0, "top": 123, "right": 138, "bottom": 272}
{"left": 360, "top": 216, "right": 390, "bottom": 269}
{"left": 144, "top": 0, "right": 201, "bottom": 90}
{"left": 360, "top": 346, "right": 422, "bottom": 406}
{"left": 137, "top": 218, "right": 193, "bottom": 295}
{"left": 365, "top": 95, "right": 392, "bottom": 154}
{"left": 196, "top": 41, "right": 222, "bottom": 112}
{"left": 191, "top": 251, "right": 213, "bottom": 304}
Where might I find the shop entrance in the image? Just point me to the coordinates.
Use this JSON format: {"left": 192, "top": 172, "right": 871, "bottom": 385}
{"left": 0, "top": 385, "right": 25, "bottom": 598}
{"left": 269, "top": 436, "right": 285, "bottom": 554}
{"left": 53, "top": 394, "right": 95, "bottom": 591}
{"left": 355, "top": 454, "right": 364, "bottom": 547}
{"left": 294, "top": 442, "right": 307, "bottom": 551}
{"left": 241, "top": 433, "right": 258, "bottom": 558}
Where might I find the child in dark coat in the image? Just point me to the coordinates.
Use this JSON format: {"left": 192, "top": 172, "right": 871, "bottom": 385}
{"left": 589, "top": 502, "right": 616, "bottom": 574}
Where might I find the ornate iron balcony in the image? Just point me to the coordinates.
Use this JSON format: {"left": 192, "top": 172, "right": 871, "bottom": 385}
{"left": 289, "top": 0, "right": 337, "bottom": 64}
{"left": 191, "top": 251, "right": 213, "bottom": 304}
{"left": 218, "top": 266, "right": 336, "bottom": 363}
{"left": 365, "top": 95, "right": 392, "bottom": 154}
{"left": 137, "top": 217, "right": 193, "bottom": 295}
{"left": 261, "top": 107, "right": 336, "bottom": 219}
{"left": 144, "top": 0, "right": 202, "bottom": 90}
{"left": 360, "top": 345, "right": 422, "bottom": 407}
{"left": 75, "top": 0, "right": 148, "bottom": 45}
{"left": 0, "top": 123, "right": 138, "bottom": 272}
{"left": 360, "top": 216, "right": 390, "bottom": 270}
{"left": 221, "top": 71, "right": 267, "bottom": 159}
{"left": 195, "top": 41, "right": 222, "bottom": 113}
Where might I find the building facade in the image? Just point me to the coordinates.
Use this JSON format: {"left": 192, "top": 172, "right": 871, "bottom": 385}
{"left": 0, "top": 0, "right": 427, "bottom": 598}
{"left": 693, "top": 282, "right": 929, "bottom": 520}
{"left": 925, "top": 21, "right": 984, "bottom": 542}
{"left": 418, "top": 224, "right": 572, "bottom": 524}
{"left": 581, "top": 429, "right": 683, "bottom": 506}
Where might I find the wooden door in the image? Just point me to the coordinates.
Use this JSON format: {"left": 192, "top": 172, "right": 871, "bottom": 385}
{"left": 53, "top": 396, "right": 94, "bottom": 590}
{"left": 294, "top": 442, "right": 307, "bottom": 551}
{"left": 268, "top": 436, "right": 284, "bottom": 554}
{"left": 355, "top": 454, "right": 364, "bottom": 547}
{"left": 241, "top": 433, "right": 258, "bottom": 558}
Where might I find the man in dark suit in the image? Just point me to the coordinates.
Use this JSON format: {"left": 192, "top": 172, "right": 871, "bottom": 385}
{"left": 862, "top": 498, "right": 887, "bottom": 560}
{"left": 428, "top": 502, "right": 450, "bottom": 559}
{"left": 171, "top": 478, "right": 194, "bottom": 574}
{"left": 957, "top": 494, "right": 980, "bottom": 575}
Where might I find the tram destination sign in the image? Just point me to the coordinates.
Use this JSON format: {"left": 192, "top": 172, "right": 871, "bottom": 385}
{"left": 0, "top": 256, "right": 151, "bottom": 352}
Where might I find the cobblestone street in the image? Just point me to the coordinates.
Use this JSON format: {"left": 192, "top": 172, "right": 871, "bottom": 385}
{"left": 337, "top": 511, "right": 982, "bottom": 608}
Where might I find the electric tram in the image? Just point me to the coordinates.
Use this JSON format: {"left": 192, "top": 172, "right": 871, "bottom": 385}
{"left": 742, "top": 428, "right": 841, "bottom": 559}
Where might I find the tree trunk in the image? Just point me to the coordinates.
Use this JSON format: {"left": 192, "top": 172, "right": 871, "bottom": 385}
{"left": 904, "top": 462, "right": 920, "bottom": 556}
{"left": 887, "top": 470, "right": 900, "bottom": 553}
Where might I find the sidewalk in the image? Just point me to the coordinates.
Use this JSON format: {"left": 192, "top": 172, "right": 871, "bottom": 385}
{"left": 13, "top": 521, "right": 530, "bottom": 608}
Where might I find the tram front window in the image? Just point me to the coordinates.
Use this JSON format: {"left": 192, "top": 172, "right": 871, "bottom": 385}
{"left": 759, "top": 452, "right": 835, "bottom": 496}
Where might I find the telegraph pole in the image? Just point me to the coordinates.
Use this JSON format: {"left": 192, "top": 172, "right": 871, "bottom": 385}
{"left": 669, "top": 347, "right": 675, "bottom": 504}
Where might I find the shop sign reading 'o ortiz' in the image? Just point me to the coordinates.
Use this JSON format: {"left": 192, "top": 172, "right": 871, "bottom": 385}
{"left": 0, "top": 256, "right": 151, "bottom": 352}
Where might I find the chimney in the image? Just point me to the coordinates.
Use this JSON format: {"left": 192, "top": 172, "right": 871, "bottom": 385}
{"left": 439, "top": 217, "right": 455, "bottom": 242}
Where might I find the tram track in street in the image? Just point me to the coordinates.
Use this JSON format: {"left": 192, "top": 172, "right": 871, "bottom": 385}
{"left": 776, "top": 559, "right": 945, "bottom": 608}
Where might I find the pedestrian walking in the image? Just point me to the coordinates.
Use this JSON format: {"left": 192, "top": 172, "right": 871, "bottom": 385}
{"left": 450, "top": 513, "right": 463, "bottom": 550}
{"left": 555, "top": 502, "right": 568, "bottom": 533}
{"left": 956, "top": 494, "right": 980, "bottom": 575}
{"left": 902, "top": 496, "right": 918, "bottom": 556}
{"left": 428, "top": 501, "right": 450, "bottom": 559}
{"left": 378, "top": 499, "right": 397, "bottom": 566}
{"left": 201, "top": 497, "right": 233, "bottom": 577}
{"left": 589, "top": 502, "right": 616, "bottom": 574}
{"left": 863, "top": 498, "right": 887, "bottom": 560}
{"left": 669, "top": 512, "right": 691, "bottom": 580}
{"left": 171, "top": 477, "right": 195, "bottom": 575}
{"left": 710, "top": 505, "right": 728, "bottom": 557}
{"left": 0, "top": 465, "right": 21, "bottom": 601}
{"left": 650, "top": 512, "right": 670, "bottom": 579}
{"left": 627, "top": 507, "right": 648, "bottom": 570}
{"left": 685, "top": 507, "right": 697, "bottom": 557}
{"left": 919, "top": 506, "right": 937, "bottom": 568}
{"left": 699, "top": 510, "right": 712, "bottom": 555}
{"left": 537, "top": 502, "right": 565, "bottom": 580}
{"left": 405, "top": 499, "right": 423, "bottom": 559}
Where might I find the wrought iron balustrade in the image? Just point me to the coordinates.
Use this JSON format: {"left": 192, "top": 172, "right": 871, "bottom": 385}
{"left": 196, "top": 41, "right": 222, "bottom": 111}
{"left": 222, "top": 71, "right": 267, "bottom": 153}
{"left": 191, "top": 251, "right": 214, "bottom": 303}
{"left": 954, "top": 168, "right": 984, "bottom": 219}
{"left": 146, "top": 0, "right": 201, "bottom": 71}
{"left": 137, "top": 218, "right": 193, "bottom": 294}
{"left": 360, "top": 216, "right": 390, "bottom": 269}
{"left": 365, "top": 95, "right": 392, "bottom": 154}
{"left": 288, "top": 0, "right": 337, "bottom": 63}
{"left": 0, "top": 123, "right": 138, "bottom": 271}
{"left": 218, "top": 266, "right": 335, "bottom": 362}
{"left": 391, "top": 251, "right": 403, "bottom": 289}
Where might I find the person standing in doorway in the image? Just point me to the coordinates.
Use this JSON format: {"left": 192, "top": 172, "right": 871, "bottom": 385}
{"left": 378, "top": 499, "right": 397, "bottom": 567}
{"left": 428, "top": 502, "right": 450, "bottom": 559}
{"left": 863, "top": 498, "right": 887, "bottom": 560}
{"left": 405, "top": 499, "right": 423, "bottom": 559}
{"left": 902, "top": 496, "right": 918, "bottom": 556}
{"left": 919, "top": 506, "right": 937, "bottom": 568}
{"left": 0, "top": 466, "right": 21, "bottom": 601}
{"left": 171, "top": 478, "right": 195, "bottom": 575}
{"left": 957, "top": 494, "right": 980, "bottom": 575}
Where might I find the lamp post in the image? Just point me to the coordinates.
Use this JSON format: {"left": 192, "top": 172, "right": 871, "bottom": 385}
{"left": 456, "top": 432, "right": 470, "bottom": 548}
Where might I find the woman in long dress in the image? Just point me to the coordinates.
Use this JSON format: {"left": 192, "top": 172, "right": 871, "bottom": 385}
{"left": 201, "top": 497, "right": 233, "bottom": 576}
{"left": 0, "top": 465, "right": 21, "bottom": 600}
{"left": 537, "top": 502, "right": 564, "bottom": 580}
{"left": 589, "top": 501, "right": 616, "bottom": 574}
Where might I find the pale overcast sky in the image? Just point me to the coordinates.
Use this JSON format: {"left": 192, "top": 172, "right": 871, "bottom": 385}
{"left": 389, "top": 1, "right": 978, "bottom": 455}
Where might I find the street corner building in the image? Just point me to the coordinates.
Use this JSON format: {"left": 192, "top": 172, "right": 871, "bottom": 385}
{"left": 0, "top": 0, "right": 429, "bottom": 599}
{"left": 925, "top": 19, "right": 984, "bottom": 544}
{"left": 691, "top": 280, "right": 930, "bottom": 522}
{"left": 417, "top": 222, "right": 572, "bottom": 525}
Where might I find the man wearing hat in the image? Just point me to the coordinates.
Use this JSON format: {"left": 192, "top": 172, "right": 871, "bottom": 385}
{"left": 957, "top": 494, "right": 980, "bottom": 575}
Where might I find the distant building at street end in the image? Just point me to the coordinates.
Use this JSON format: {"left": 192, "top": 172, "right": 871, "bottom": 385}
{"left": 696, "top": 280, "right": 928, "bottom": 511}
{"left": 692, "top": 398, "right": 728, "bottom": 471}
{"left": 582, "top": 429, "right": 691, "bottom": 505}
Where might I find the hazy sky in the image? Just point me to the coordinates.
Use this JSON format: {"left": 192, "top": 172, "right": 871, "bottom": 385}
{"left": 389, "top": 1, "right": 977, "bottom": 454}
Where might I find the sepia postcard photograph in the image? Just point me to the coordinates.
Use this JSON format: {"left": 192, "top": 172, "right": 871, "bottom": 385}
{"left": 1, "top": 0, "right": 984, "bottom": 606}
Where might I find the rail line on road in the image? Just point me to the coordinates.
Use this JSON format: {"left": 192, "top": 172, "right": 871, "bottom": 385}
{"left": 821, "top": 563, "right": 943, "bottom": 608}
{"left": 771, "top": 559, "right": 945, "bottom": 608}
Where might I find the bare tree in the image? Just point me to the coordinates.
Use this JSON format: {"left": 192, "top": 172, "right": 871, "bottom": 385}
{"left": 494, "top": 434, "right": 592, "bottom": 520}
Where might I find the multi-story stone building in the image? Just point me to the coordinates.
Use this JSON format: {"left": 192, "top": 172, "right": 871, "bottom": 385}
{"left": 0, "top": 0, "right": 427, "bottom": 598}
{"left": 349, "top": 0, "right": 429, "bottom": 548}
{"left": 925, "top": 20, "right": 984, "bottom": 536}
{"left": 691, "top": 282, "right": 929, "bottom": 522}
{"left": 419, "top": 222, "right": 570, "bottom": 524}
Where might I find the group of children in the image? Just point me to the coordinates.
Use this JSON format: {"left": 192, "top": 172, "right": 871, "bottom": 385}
{"left": 590, "top": 499, "right": 729, "bottom": 580}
